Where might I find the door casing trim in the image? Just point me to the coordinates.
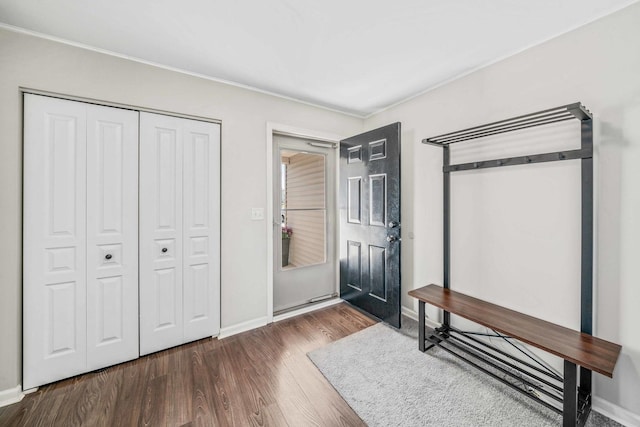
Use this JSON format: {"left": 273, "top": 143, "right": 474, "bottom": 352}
{"left": 266, "top": 123, "right": 345, "bottom": 322}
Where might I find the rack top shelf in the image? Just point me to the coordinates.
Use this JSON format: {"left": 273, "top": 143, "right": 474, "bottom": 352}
{"left": 423, "top": 102, "right": 592, "bottom": 146}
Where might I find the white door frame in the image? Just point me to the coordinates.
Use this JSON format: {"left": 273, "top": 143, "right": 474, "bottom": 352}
{"left": 266, "top": 123, "right": 344, "bottom": 322}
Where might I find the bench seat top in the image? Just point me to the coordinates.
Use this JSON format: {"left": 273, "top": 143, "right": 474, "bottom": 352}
{"left": 408, "top": 284, "right": 621, "bottom": 377}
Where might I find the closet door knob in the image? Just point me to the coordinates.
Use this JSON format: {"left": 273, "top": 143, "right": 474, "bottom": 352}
{"left": 162, "top": 248, "right": 168, "bottom": 253}
{"left": 105, "top": 254, "right": 112, "bottom": 260}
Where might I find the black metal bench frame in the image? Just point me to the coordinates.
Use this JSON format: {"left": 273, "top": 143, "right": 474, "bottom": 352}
{"left": 420, "top": 103, "right": 598, "bottom": 426}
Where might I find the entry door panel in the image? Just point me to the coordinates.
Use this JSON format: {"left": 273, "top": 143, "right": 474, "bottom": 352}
{"left": 86, "top": 105, "right": 139, "bottom": 369}
{"left": 139, "top": 113, "right": 184, "bottom": 355}
{"left": 183, "top": 120, "right": 220, "bottom": 341}
{"left": 340, "top": 123, "right": 401, "bottom": 328}
{"left": 23, "top": 95, "right": 88, "bottom": 389}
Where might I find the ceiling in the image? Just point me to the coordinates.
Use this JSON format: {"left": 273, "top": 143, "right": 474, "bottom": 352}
{"left": 0, "top": 0, "right": 635, "bottom": 117}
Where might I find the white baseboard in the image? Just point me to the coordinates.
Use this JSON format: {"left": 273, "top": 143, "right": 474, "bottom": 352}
{"left": 593, "top": 396, "right": 640, "bottom": 427}
{"left": 218, "top": 316, "right": 269, "bottom": 339}
{"left": 273, "top": 298, "right": 342, "bottom": 323}
{"left": 220, "top": 299, "right": 344, "bottom": 339}
{"left": 219, "top": 297, "right": 346, "bottom": 339}
{"left": 401, "top": 306, "right": 418, "bottom": 321}
{"left": 401, "top": 306, "right": 441, "bottom": 329}
{"left": 22, "top": 387, "right": 38, "bottom": 395}
{"left": 0, "top": 384, "right": 24, "bottom": 408}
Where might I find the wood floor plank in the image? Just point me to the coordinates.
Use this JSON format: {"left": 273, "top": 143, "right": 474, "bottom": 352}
{"left": 190, "top": 341, "right": 221, "bottom": 427}
{"left": 219, "top": 334, "right": 290, "bottom": 427}
{"left": 271, "top": 320, "right": 368, "bottom": 427}
{"left": 241, "top": 327, "right": 325, "bottom": 427}
{"left": 0, "top": 303, "right": 375, "bottom": 426}
{"left": 141, "top": 374, "right": 168, "bottom": 426}
{"left": 166, "top": 341, "right": 196, "bottom": 426}
{"left": 112, "top": 359, "right": 149, "bottom": 426}
{"left": 202, "top": 344, "right": 236, "bottom": 427}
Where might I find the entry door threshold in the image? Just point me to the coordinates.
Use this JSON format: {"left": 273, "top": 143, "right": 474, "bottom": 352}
{"left": 273, "top": 297, "right": 342, "bottom": 322}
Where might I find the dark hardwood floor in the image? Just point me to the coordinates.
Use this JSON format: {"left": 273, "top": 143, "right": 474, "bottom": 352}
{"left": 0, "top": 303, "right": 376, "bottom": 427}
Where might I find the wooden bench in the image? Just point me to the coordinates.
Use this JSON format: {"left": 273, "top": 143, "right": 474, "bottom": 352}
{"left": 408, "top": 284, "right": 622, "bottom": 427}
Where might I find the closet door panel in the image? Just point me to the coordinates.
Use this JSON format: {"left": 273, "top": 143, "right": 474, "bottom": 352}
{"left": 86, "top": 105, "right": 139, "bottom": 369}
{"left": 23, "top": 94, "right": 88, "bottom": 389}
{"left": 183, "top": 120, "right": 220, "bottom": 341}
{"left": 139, "top": 112, "right": 184, "bottom": 355}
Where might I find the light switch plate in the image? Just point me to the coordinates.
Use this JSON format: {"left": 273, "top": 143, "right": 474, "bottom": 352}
{"left": 251, "top": 208, "right": 265, "bottom": 221}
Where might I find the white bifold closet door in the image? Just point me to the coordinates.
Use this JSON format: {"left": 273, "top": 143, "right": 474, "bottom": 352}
{"left": 23, "top": 94, "right": 139, "bottom": 389}
{"left": 139, "top": 112, "right": 220, "bottom": 355}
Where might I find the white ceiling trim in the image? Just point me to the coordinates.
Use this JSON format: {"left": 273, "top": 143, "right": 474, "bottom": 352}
{"left": 0, "top": 22, "right": 366, "bottom": 119}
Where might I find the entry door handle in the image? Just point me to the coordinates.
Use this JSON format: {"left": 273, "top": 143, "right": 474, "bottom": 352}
{"left": 386, "top": 235, "right": 401, "bottom": 243}
{"left": 388, "top": 221, "right": 400, "bottom": 228}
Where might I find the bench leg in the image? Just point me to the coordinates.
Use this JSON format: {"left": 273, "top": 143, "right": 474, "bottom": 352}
{"left": 563, "top": 360, "right": 577, "bottom": 427}
{"left": 578, "top": 367, "right": 592, "bottom": 426}
{"left": 419, "top": 300, "right": 425, "bottom": 352}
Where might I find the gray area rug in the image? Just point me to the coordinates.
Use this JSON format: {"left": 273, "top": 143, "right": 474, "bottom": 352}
{"left": 308, "top": 320, "right": 621, "bottom": 427}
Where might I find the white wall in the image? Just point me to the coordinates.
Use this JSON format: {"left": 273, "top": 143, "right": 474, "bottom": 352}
{"left": 365, "top": 3, "right": 640, "bottom": 419}
{"left": 0, "top": 28, "right": 363, "bottom": 393}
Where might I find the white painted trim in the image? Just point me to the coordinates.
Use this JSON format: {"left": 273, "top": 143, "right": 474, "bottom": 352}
{"left": 0, "top": 385, "right": 24, "bottom": 408}
{"left": 401, "top": 306, "right": 418, "bottom": 321}
{"left": 401, "top": 306, "right": 441, "bottom": 330}
{"left": 273, "top": 298, "right": 342, "bottom": 323}
{"left": 216, "top": 300, "right": 344, "bottom": 339}
{"left": 20, "top": 87, "right": 221, "bottom": 124}
{"left": 22, "top": 387, "right": 38, "bottom": 395}
{"left": 218, "top": 316, "right": 269, "bottom": 339}
{"left": 268, "top": 123, "right": 345, "bottom": 146}
{"left": 0, "top": 23, "right": 365, "bottom": 119}
{"left": 593, "top": 396, "right": 640, "bottom": 427}
{"left": 266, "top": 123, "right": 345, "bottom": 323}
{"left": 266, "top": 125, "right": 274, "bottom": 322}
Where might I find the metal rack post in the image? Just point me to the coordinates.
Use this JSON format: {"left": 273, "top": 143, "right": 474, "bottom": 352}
{"left": 578, "top": 113, "right": 594, "bottom": 410}
{"left": 443, "top": 145, "right": 451, "bottom": 327}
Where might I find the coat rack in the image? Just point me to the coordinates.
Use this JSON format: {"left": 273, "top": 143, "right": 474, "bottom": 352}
{"left": 422, "top": 102, "right": 594, "bottom": 422}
